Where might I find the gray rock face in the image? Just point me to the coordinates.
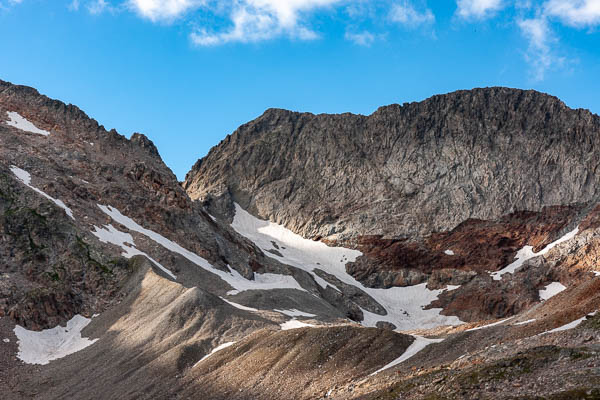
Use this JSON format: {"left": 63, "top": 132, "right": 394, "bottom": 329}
{"left": 184, "top": 87, "right": 600, "bottom": 242}
{"left": 0, "top": 79, "right": 379, "bottom": 329}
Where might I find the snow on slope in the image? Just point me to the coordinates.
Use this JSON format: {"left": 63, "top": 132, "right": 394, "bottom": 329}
{"left": 231, "top": 203, "right": 463, "bottom": 331}
{"left": 194, "top": 342, "right": 237, "bottom": 366}
{"left": 371, "top": 335, "right": 444, "bottom": 375}
{"left": 14, "top": 315, "right": 97, "bottom": 365}
{"left": 10, "top": 166, "right": 74, "bottom": 219}
{"left": 220, "top": 297, "right": 259, "bottom": 312}
{"left": 539, "top": 282, "right": 566, "bottom": 301}
{"left": 466, "top": 318, "right": 512, "bottom": 332}
{"left": 96, "top": 204, "right": 304, "bottom": 295}
{"left": 491, "top": 227, "right": 579, "bottom": 281}
{"left": 280, "top": 320, "right": 315, "bottom": 330}
{"left": 92, "top": 224, "right": 177, "bottom": 279}
{"left": 274, "top": 309, "right": 316, "bottom": 318}
{"left": 4, "top": 111, "right": 50, "bottom": 136}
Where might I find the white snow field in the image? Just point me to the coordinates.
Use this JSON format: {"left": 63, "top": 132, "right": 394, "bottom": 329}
{"left": 274, "top": 309, "right": 316, "bottom": 318}
{"left": 539, "top": 282, "right": 566, "bottom": 301}
{"left": 371, "top": 335, "right": 444, "bottom": 375}
{"left": 13, "top": 315, "right": 97, "bottom": 365}
{"left": 465, "top": 318, "right": 512, "bottom": 332}
{"left": 491, "top": 227, "right": 579, "bottom": 281}
{"left": 280, "top": 319, "right": 315, "bottom": 330}
{"left": 513, "top": 318, "right": 536, "bottom": 326}
{"left": 220, "top": 297, "right": 259, "bottom": 312}
{"left": 91, "top": 223, "right": 177, "bottom": 280}
{"left": 231, "top": 203, "right": 463, "bottom": 331}
{"left": 4, "top": 111, "right": 50, "bottom": 136}
{"left": 10, "top": 166, "right": 74, "bottom": 220}
{"left": 194, "top": 342, "right": 237, "bottom": 366}
{"left": 444, "top": 249, "right": 455, "bottom": 255}
{"left": 96, "top": 204, "right": 304, "bottom": 294}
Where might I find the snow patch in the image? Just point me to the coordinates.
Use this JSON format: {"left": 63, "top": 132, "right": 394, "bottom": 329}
{"left": 220, "top": 297, "right": 259, "bottom": 312}
{"left": 91, "top": 224, "right": 177, "bottom": 280}
{"left": 514, "top": 319, "right": 536, "bottom": 326}
{"left": 274, "top": 309, "right": 316, "bottom": 318}
{"left": 14, "top": 315, "right": 97, "bottom": 365}
{"left": 194, "top": 341, "right": 236, "bottom": 366}
{"left": 444, "top": 285, "right": 460, "bottom": 291}
{"left": 466, "top": 318, "right": 512, "bottom": 332}
{"left": 444, "top": 249, "right": 454, "bottom": 256}
{"left": 96, "top": 204, "right": 304, "bottom": 294}
{"left": 10, "top": 166, "right": 74, "bottom": 220}
{"left": 539, "top": 314, "right": 594, "bottom": 335}
{"left": 539, "top": 282, "right": 566, "bottom": 301}
{"left": 4, "top": 111, "right": 50, "bottom": 136}
{"left": 491, "top": 227, "right": 579, "bottom": 281}
{"left": 371, "top": 335, "right": 444, "bottom": 375}
{"left": 231, "top": 203, "right": 463, "bottom": 331}
{"left": 3, "top": 338, "right": 9, "bottom": 343}
{"left": 280, "top": 319, "right": 315, "bottom": 330}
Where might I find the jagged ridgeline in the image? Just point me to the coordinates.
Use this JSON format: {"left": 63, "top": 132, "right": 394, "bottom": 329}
{"left": 2, "top": 80, "right": 600, "bottom": 399}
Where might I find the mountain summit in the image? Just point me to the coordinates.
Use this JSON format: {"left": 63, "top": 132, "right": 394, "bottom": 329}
{"left": 2, "top": 81, "right": 600, "bottom": 399}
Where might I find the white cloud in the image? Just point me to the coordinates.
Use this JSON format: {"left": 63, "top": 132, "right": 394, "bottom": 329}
{"left": 345, "top": 30, "right": 376, "bottom": 46}
{"left": 127, "top": 0, "right": 205, "bottom": 21}
{"left": 456, "top": 0, "right": 504, "bottom": 19}
{"left": 69, "top": 0, "right": 80, "bottom": 11}
{"left": 544, "top": 0, "right": 600, "bottom": 27}
{"left": 190, "top": 0, "right": 340, "bottom": 46}
{"left": 87, "top": 0, "right": 116, "bottom": 14}
{"left": 518, "top": 16, "right": 559, "bottom": 80}
{"left": 391, "top": 1, "right": 435, "bottom": 27}
{"left": 0, "top": 0, "right": 23, "bottom": 8}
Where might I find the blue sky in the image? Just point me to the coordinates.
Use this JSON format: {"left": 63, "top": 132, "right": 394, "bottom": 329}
{"left": 1, "top": 0, "right": 599, "bottom": 180}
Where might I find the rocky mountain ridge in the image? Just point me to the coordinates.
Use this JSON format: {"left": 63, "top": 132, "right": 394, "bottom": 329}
{"left": 185, "top": 87, "right": 600, "bottom": 242}
{"left": 2, "top": 80, "right": 600, "bottom": 399}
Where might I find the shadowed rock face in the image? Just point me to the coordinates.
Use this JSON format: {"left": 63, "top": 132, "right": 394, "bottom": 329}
{"left": 184, "top": 87, "right": 600, "bottom": 242}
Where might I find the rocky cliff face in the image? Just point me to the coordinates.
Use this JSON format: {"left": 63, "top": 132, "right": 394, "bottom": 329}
{"left": 184, "top": 87, "right": 600, "bottom": 242}
{"left": 3, "top": 81, "right": 600, "bottom": 400}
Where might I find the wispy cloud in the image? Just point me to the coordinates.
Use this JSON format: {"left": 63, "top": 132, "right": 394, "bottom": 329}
{"left": 456, "top": 0, "right": 504, "bottom": 19}
{"left": 345, "top": 30, "right": 376, "bottom": 46}
{"left": 189, "top": 0, "right": 341, "bottom": 46}
{"left": 127, "top": 0, "right": 205, "bottom": 22}
{"left": 544, "top": 0, "right": 600, "bottom": 28}
{"left": 68, "top": 0, "right": 80, "bottom": 11}
{"left": 0, "top": 0, "right": 23, "bottom": 9}
{"left": 518, "top": 16, "right": 557, "bottom": 80}
{"left": 391, "top": 1, "right": 435, "bottom": 28}
{"left": 88, "top": 0, "right": 112, "bottom": 15}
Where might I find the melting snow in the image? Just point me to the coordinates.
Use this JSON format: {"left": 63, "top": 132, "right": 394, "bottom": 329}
{"left": 231, "top": 203, "right": 463, "bottom": 331}
{"left": 539, "top": 313, "right": 595, "bottom": 335}
{"left": 371, "top": 335, "right": 444, "bottom": 375}
{"left": 539, "top": 282, "right": 566, "bottom": 301}
{"left": 13, "top": 315, "right": 97, "bottom": 365}
{"left": 96, "top": 204, "right": 304, "bottom": 294}
{"left": 514, "top": 318, "right": 536, "bottom": 326}
{"left": 220, "top": 297, "right": 259, "bottom": 312}
{"left": 280, "top": 319, "right": 315, "bottom": 330}
{"left": 194, "top": 341, "right": 236, "bottom": 366}
{"left": 491, "top": 227, "right": 579, "bottom": 281}
{"left": 444, "top": 249, "right": 454, "bottom": 256}
{"left": 444, "top": 285, "right": 460, "bottom": 291}
{"left": 466, "top": 318, "right": 512, "bottom": 332}
{"left": 4, "top": 111, "right": 50, "bottom": 136}
{"left": 10, "top": 166, "right": 74, "bottom": 219}
{"left": 274, "top": 309, "right": 316, "bottom": 318}
{"left": 91, "top": 224, "right": 177, "bottom": 280}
